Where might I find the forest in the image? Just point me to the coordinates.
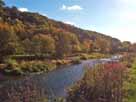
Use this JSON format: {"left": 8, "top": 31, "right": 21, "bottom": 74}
{"left": 0, "top": 0, "right": 136, "bottom": 63}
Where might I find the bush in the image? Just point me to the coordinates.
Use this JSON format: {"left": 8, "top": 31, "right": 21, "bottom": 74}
{"left": 80, "top": 54, "right": 88, "bottom": 60}
{"left": 124, "top": 58, "right": 136, "bottom": 102}
{"left": 71, "top": 58, "right": 81, "bottom": 64}
{"left": 2, "top": 59, "right": 23, "bottom": 75}
{"left": 0, "top": 78, "right": 48, "bottom": 102}
{"left": 67, "top": 62, "right": 127, "bottom": 102}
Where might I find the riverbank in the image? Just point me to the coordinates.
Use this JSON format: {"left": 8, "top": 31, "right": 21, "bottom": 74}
{"left": 0, "top": 56, "right": 116, "bottom": 102}
{"left": 0, "top": 53, "right": 110, "bottom": 76}
{"left": 124, "top": 57, "right": 136, "bottom": 102}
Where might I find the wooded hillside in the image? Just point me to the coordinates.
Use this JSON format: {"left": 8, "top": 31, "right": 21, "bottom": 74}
{"left": 0, "top": 0, "right": 135, "bottom": 61}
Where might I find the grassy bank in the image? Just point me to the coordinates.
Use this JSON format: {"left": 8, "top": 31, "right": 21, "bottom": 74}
{"left": 124, "top": 58, "right": 136, "bottom": 102}
{"left": 0, "top": 53, "right": 109, "bottom": 76}
{"left": 0, "top": 60, "right": 56, "bottom": 76}
{"left": 0, "top": 59, "right": 81, "bottom": 76}
{"left": 79, "top": 53, "right": 110, "bottom": 60}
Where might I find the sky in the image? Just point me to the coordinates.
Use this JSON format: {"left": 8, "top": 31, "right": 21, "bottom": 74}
{"left": 4, "top": 0, "right": 136, "bottom": 42}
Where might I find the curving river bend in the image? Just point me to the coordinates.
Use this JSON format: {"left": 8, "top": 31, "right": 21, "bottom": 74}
{"left": 0, "top": 58, "right": 119, "bottom": 99}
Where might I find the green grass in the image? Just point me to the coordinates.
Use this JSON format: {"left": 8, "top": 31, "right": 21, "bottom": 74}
{"left": 80, "top": 53, "right": 110, "bottom": 60}
{"left": 124, "top": 59, "right": 136, "bottom": 102}
{"left": 1, "top": 53, "right": 109, "bottom": 76}
{"left": 1, "top": 59, "right": 56, "bottom": 76}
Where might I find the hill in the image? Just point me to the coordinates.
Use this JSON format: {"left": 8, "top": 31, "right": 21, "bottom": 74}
{"left": 0, "top": 3, "right": 125, "bottom": 61}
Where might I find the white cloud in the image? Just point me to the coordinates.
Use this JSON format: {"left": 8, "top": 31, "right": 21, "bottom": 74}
{"left": 61, "top": 4, "right": 83, "bottom": 11}
{"left": 18, "top": 8, "right": 28, "bottom": 12}
{"left": 64, "top": 21, "right": 76, "bottom": 25}
{"left": 41, "top": 13, "right": 47, "bottom": 17}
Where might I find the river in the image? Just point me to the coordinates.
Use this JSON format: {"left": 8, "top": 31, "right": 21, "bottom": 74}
{"left": 0, "top": 57, "right": 119, "bottom": 100}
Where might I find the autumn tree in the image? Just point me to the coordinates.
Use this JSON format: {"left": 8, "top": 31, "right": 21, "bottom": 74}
{"left": 55, "top": 32, "right": 72, "bottom": 58}
{"left": 129, "top": 43, "right": 136, "bottom": 52}
{"left": 109, "top": 39, "right": 122, "bottom": 53}
{"left": 55, "top": 32, "right": 80, "bottom": 58}
{"left": 22, "top": 39, "right": 33, "bottom": 54}
{"left": 81, "top": 39, "right": 93, "bottom": 53}
{"left": 32, "top": 34, "right": 55, "bottom": 55}
{"left": 121, "top": 41, "right": 131, "bottom": 52}
{"left": 68, "top": 33, "right": 81, "bottom": 53}
{"left": 0, "top": 23, "right": 22, "bottom": 62}
{"left": 94, "top": 38, "right": 108, "bottom": 53}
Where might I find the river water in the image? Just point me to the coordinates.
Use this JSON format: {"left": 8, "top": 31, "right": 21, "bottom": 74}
{"left": 0, "top": 58, "right": 118, "bottom": 100}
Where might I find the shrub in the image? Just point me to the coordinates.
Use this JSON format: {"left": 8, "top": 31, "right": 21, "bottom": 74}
{"left": 71, "top": 58, "right": 81, "bottom": 64}
{"left": 67, "top": 62, "right": 127, "bottom": 102}
{"left": 80, "top": 54, "right": 88, "bottom": 60}
{"left": 2, "top": 59, "right": 23, "bottom": 75}
{"left": 124, "top": 58, "right": 136, "bottom": 102}
{"left": 0, "top": 78, "right": 48, "bottom": 102}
